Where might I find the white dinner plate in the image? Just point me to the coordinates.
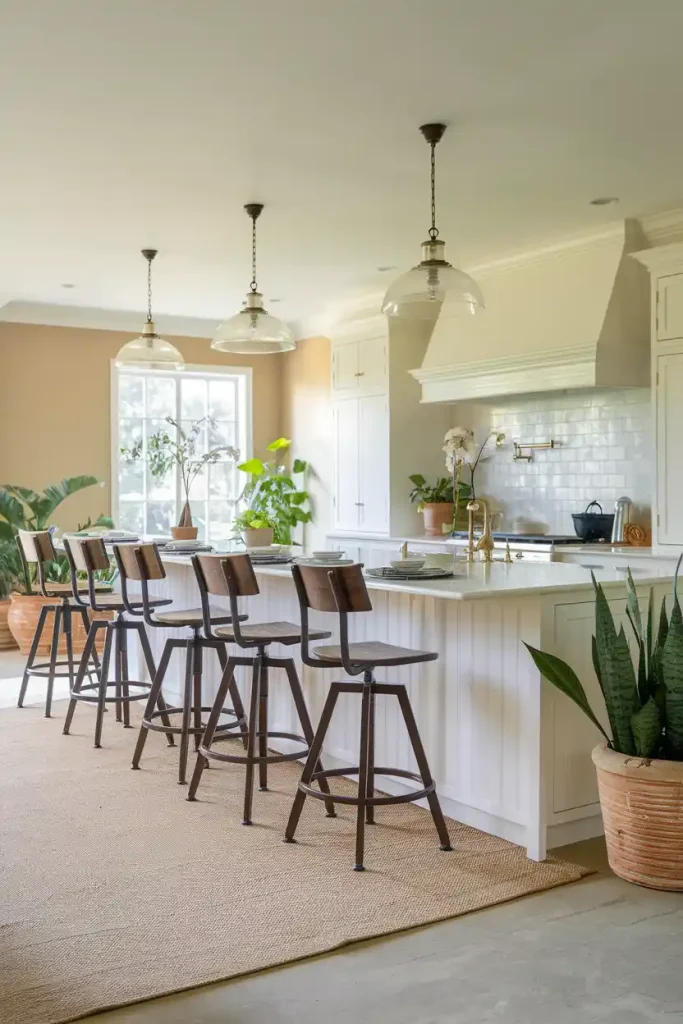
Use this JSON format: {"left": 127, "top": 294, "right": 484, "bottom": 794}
{"left": 295, "top": 558, "right": 355, "bottom": 567}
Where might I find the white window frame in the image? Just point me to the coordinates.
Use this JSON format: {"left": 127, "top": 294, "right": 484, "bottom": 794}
{"left": 110, "top": 361, "right": 252, "bottom": 541}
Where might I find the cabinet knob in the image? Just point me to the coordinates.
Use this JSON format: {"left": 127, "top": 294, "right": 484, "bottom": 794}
{"left": 354, "top": 502, "right": 364, "bottom": 506}
{"left": 354, "top": 372, "right": 365, "bottom": 377}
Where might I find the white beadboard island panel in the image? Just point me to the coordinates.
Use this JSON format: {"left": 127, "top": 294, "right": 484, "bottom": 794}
{"left": 143, "top": 557, "right": 673, "bottom": 862}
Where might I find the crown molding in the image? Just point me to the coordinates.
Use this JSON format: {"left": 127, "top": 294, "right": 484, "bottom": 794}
{"left": 637, "top": 207, "right": 683, "bottom": 248}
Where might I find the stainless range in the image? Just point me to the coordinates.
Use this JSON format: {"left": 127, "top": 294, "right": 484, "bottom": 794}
{"left": 449, "top": 532, "right": 586, "bottom": 562}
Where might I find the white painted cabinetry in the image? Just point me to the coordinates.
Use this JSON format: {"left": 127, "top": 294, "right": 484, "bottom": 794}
{"left": 634, "top": 246, "right": 683, "bottom": 552}
{"left": 329, "top": 309, "right": 451, "bottom": 540}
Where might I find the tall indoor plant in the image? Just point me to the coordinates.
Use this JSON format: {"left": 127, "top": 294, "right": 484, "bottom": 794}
{"left": 526, "top": 563, "right": 683, "bottom": 891}
{"left": 0, "top": 476, "right": 113, "bottom": 653}
{"left": 121, "top": 416, "right": 239, "bottom": 540}
{"left": 236, "top": 437, "right": 311, "bottom": 546}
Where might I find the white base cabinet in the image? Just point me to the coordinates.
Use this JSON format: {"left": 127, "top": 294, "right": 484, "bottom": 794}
{"left": 332, "top": 395, "right": 389, "bottom": 534}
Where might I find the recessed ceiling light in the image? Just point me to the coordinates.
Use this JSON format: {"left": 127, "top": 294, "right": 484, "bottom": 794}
{"left": 589, "top": 196, "right": 619, "bottom": 206}
{"left": 61, "top": 282, "right": 76, "bottom": 288}
{"left": 377, "top": 265, "right": 398, "bottom": 273}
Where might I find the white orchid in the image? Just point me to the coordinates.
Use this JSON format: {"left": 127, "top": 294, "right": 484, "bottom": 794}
{"left": 442, "top": 426, "right": 476, "bottom": 474}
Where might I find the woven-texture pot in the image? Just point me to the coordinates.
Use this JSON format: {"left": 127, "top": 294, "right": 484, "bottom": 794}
{"left": 592, "top": 743, "right": 683, "bottom": 891}
{"left": 0, "top": 598, "right": 18, "bottom": 650}
{"left": 7, "top": 593, "right": 113, "bottom": 656}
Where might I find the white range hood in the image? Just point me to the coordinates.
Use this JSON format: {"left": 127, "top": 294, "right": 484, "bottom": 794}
{"left": 411, "top": 220, "right": 650, "bottom": 403}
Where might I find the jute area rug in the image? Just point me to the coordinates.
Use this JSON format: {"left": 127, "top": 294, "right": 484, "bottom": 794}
{"left": 0, "top": 701, "right": 588, "bottom": 1024}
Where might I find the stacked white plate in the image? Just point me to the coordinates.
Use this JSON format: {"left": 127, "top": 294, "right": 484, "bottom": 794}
{"left": 247, "top": 545, "right": 292, "bottom": 565}
{"left": 295, "top": 551, "right": 354, "bottom": 567}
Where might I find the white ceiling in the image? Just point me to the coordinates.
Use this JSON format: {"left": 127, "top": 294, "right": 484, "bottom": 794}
{"left": 2, "top": 0, "right": 683, "bottom": 337}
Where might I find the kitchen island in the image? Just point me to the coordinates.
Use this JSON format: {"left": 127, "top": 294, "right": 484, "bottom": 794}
{"left": 143, "top": 555, "right": 675, "bottom": 860}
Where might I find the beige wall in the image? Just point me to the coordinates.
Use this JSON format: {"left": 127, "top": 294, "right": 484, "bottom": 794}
{"left": 282, "top": 335, "right": 332, "bottom": 551}
{"left": 0, "top": 322, "right": 282, "bottom": 530}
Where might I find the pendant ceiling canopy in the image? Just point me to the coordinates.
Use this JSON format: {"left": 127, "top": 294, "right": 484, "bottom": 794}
{"left": 382, "top": 123, "right": 484, "bottom": 320}
{"left": 212, "top": 204, "right": 295, "bottom": 355}
{"left": 115, "top": 250, "right": 184, "bottom": 370}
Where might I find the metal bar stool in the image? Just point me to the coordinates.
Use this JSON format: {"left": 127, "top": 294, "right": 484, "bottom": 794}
{"left": 62, "top": 537, "right": 174, "bottom": 747}
{"left": 114, "top": 543, "right": 249, "bottom": 785}
{"left": 187, "top": 553, "right": 336, "bottom": 825}
{"left": 285, "top": 563, "right": 453, "bottom": 871}
{"left": 16, "top": 530, "right": 101, "bottom": 718}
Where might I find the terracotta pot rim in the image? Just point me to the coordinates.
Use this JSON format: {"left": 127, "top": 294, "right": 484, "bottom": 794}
{"left": 592, "top": 742, "right": 683, "bottom": 780}
{"left": 421, "top": 502, "right": 454, "bottom": 509}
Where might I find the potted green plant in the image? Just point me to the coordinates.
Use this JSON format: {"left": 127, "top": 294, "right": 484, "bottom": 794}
{"left": 233, "top": 509, "right": 278, "bottom": 549}
{"left": 121, "top": 416, "right": 239, "bottom": 541}
{"left": 526, "top": 563, "right": 683, "bottom": 891}
{"left": 236, "top": 437, "right": 311, "bottom": 546}
{"left": 0, "top": 539, "right": 20, "bottom": 650}
{"left": 0, "top": 476, "right": 113, "bottom": 653}
{"left": 408, "top": 475, "right": 472, "bottom": 536}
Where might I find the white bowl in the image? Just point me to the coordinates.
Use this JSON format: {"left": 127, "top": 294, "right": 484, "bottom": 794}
{"left": 390, "top": 558, "right": 426, "bottom": 571}
{"left": 312, "top": 550, "right": 344, "bottom": 561}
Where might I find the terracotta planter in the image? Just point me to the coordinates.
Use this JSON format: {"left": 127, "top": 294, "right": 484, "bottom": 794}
{"left": 243, "top": 527, "right": 274, "bottom": 548}
{"left": 7, "top": 592, "right": 113, "bottom": 656}
{"left": 422, "top": 502, "right": 454, "bottom": 537}
{"left": 592, "top": 744, "right": 683, "bottom": 891}
{"left": 0, "top": 597, "right": 18, "bottom": 651}
{"left": 171, "top": 526, "right": 199, "bottom": 541}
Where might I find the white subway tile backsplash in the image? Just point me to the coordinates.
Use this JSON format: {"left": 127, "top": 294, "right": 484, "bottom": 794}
{"left": 452, "top": 388, "right": 651, "bottom": 535}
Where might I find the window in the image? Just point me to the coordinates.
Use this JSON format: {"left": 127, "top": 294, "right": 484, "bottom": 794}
{"left": 112, "top": 365, "right": 251, "bottom": 545}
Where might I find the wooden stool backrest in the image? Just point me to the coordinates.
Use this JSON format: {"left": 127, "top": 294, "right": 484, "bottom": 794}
{"left": 16, "top": 529, "right": 57, "bottom": 598}
{"left": 113, "top": 543, "right": 166, "bottom": 621}
{"left": 292, "top": 563, "right": 371, "bottom": 670}
{"left": 193, "top": 553, "right": 258, "bottom": 641}
{"left": 63, "top": 536, "right": 111, "bottom": 608}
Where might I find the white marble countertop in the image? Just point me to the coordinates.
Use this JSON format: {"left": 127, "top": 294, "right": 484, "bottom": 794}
{"left": 161, "top": 553, "right": 675, "bottom": 602}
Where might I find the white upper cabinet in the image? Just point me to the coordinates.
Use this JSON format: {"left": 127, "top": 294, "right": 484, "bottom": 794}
{"left": 332, "top": 399, "right": 361, "bottom": 532}
{"left": 331, "top": 335, "right": 387, "bottom": 396}
{"left": 656, "top": 351, "right": 683, "bottom": 547}
{"left": 332, "top": 395, "right": 389, "bottom": 535}
{"left": 656, "top": 273, "right": 683, "bottom": 343}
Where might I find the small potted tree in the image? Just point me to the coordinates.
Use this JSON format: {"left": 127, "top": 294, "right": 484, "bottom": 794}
{"left": 236, "top": 437, "right": 311, "bottom": 547}
{"left": 526, "top": 563, "right": 683, "bottom": 891}
{"left": 121, "top": 416, "right": 239, "bottom": 541}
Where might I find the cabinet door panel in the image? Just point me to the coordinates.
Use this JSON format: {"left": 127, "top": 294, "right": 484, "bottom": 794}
{"left": 358, "top": 394, "right": 389, "bottom": 534}
{"left": 657, "top": 352, "right": 683, "bottom": 545}
{"left": 332, "top": 400, "right": 360, "bottom": 531}
{"left": 357, "top": 335, "right": 387, "bottom": 391}
{"left": 657, "top": 274, "right": 683, "bottom": 342}
{"left": 331, "top": 342, "right": 359, "bottom": 393}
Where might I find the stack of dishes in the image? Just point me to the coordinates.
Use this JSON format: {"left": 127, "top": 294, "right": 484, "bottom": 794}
{"left": 366, "top": 557, "right": 454, "bottom": 581}
{"left": 247, "top": 545, "right": 292, "bottom": 565}
{"left": 162, "top": 539, "right": 214, "bottom": 554}
{"left": 295, "top": 550, "right": 354, "bottom": 567}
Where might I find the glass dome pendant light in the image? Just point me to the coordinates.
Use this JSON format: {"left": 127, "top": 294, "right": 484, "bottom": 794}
{"left": 211, "top": 203, "right": 295, "bottom": 355}
{"left": 381, "top": 123, "right": 484, "bottom": 319}
{"left": 115, "top": 249, "right": 184, "bottom": 370}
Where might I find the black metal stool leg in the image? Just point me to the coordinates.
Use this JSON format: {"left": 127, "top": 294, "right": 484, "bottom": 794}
{"left": 63, "top": 603, "right": 75, "bottom": 702}
{"left": 192, "top": 635, "right": 203, "bottom": 751}
{"left": 187, "top": 658, "right": 237, "bottom": 801}
{"left": 94, "top": 627, "right": 114, "bottom": 748}
{"left": 216, "top": 642, "right": 248, "bottom": 749}
{"left": 354, "top": 681, "right": 372, "bottom": 871}
{"left": 44, "top": 605, "right": 62, "bottom": 719}
{"left": 63, "top": 621, "right": 101, "bottom": 735}
{"left": 17, "top": 605, "right": 49, "bottom": 708}
{"left": 119, "top": 624, "right": 131, "bottom": 727}
{"left": 132, "top": 639, "right": 175, "bottom": 767}
{"left": 113, "top": 622, "right": 123, "bottom": 723}
{"left": 78, "top": 607, "right": 101, "bottom": 683}
{"left": 285, "top": 682, "right": 342, "bottom": 843}
{"left": 242, "top": 656, "right": 262, "bottom": 824}
{"left": 135, "top": 622, "right": 175, "bottom": 743}
{"left": 396, "top": 687, "right": 452, "bottom": 852}
{"left": 366, "top": 687, "right": 376, "bottom": 825}
{"left": 178, "top": 639, "right": 194, "bottom": 785}
{"left": 258, "top": 658, "right": 268, "bottom": 791}
{"left": 283, "top": 659, "right": 336, "bottom": 818}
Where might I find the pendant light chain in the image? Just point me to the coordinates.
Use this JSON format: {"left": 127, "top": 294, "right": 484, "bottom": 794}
{"left": 250, "top": 213, "right": 258, "bottom": 293}
{"left": 147, "top": 256, "right": 153, "bottom": 322}
{"left": 429, "top": 139, "right": 439, "bottom": 241}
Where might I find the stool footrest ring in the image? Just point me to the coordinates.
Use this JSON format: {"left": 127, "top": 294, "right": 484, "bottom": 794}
{"left": 299, "top": 765, "right": 434, "bottom": 806}
{"left": 143, "top": 706, "right": 246, "bottom": 737}
{"left": 199, "top": 730, "right": 309, "bottom": 765}
{"left": 69, "top": 682, "right": 151, "bottom": 704}
{"left": 29, "top": 660, "right": 99, "bottom": 679}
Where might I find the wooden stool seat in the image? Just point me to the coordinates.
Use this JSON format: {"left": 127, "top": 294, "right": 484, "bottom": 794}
{"left": 214, "top": 619, "right": 330, "bottom": 646}
{"left": 82, "top": 594, "right": 172, "bottom": 612}
{"left": 153, "top": 605, "right": 238, "bottom": 627}
{"left": 313, "top": 640, "right": 438, "bottom": 668}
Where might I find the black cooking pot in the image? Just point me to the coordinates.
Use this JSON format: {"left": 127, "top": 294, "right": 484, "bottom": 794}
{"left": 571, "top": 501, "right": 615, "bottom": 542}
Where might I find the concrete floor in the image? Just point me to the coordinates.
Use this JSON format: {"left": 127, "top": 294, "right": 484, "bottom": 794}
{"left": 3, "top": 652, "right": 682, "bottom": 1023}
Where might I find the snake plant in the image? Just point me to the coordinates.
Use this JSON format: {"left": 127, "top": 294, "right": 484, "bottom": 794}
{"left": 526, "top": 557, "right": 683, "bottom": 760}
